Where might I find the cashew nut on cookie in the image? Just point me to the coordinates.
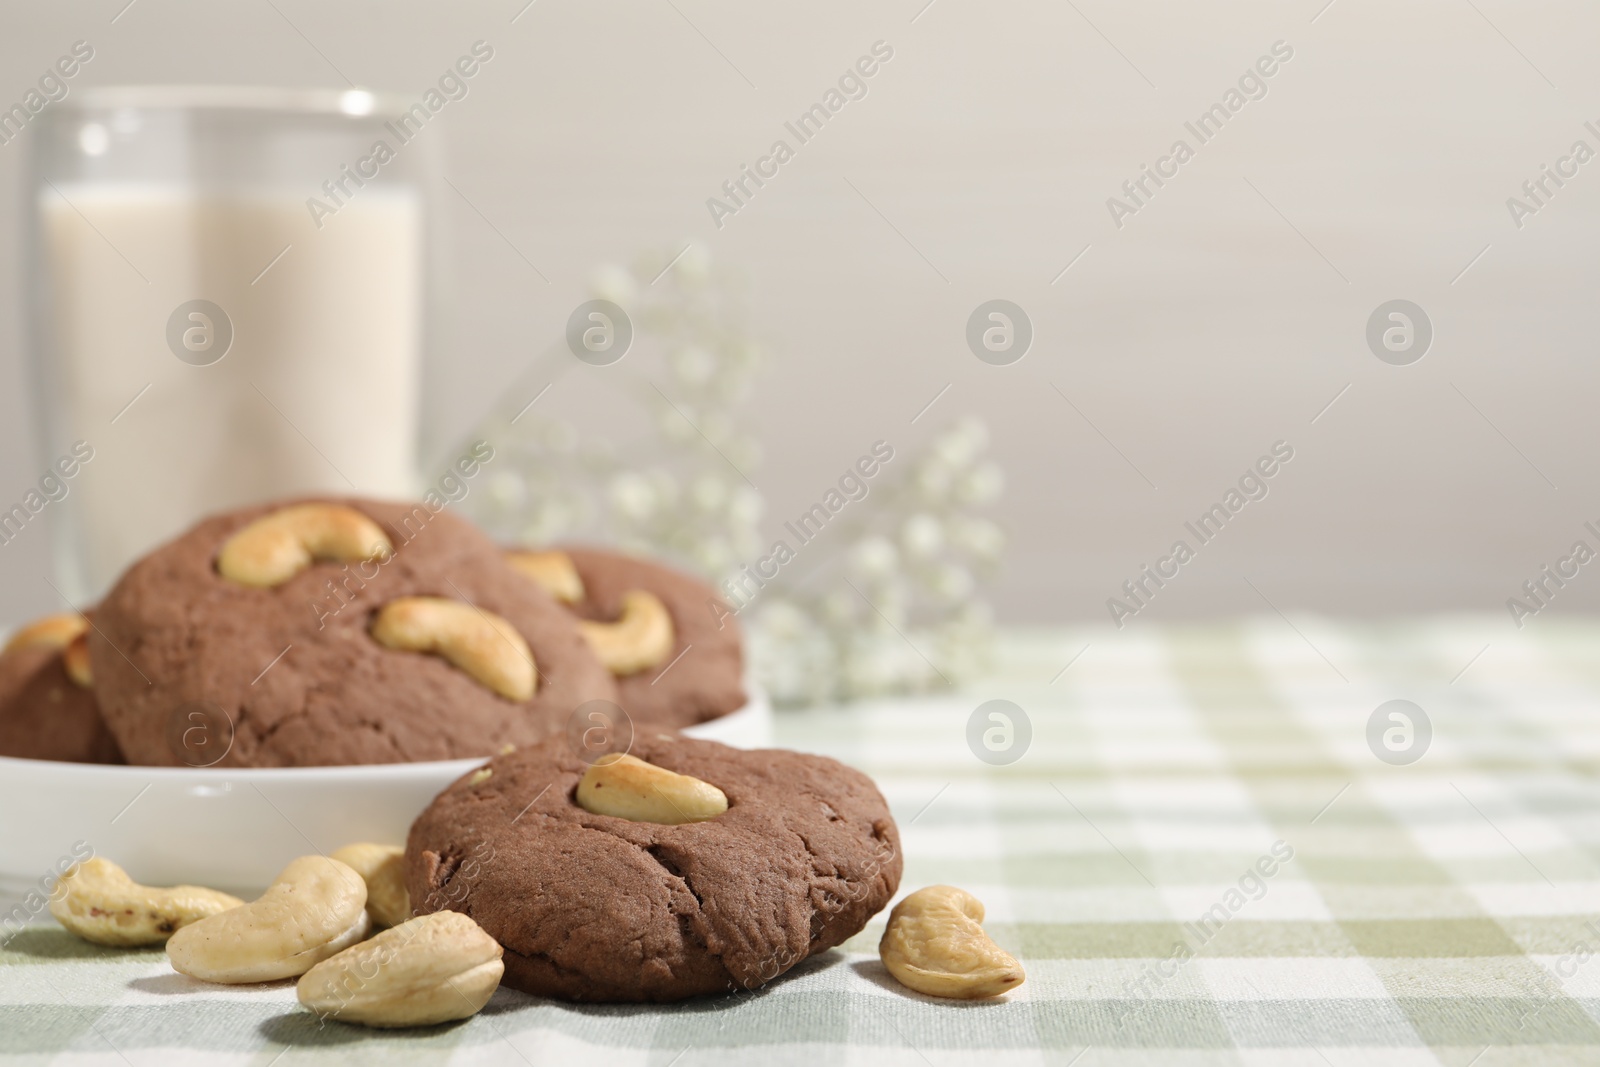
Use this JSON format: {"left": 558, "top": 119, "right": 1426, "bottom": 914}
{"left": 369, "top": 596, "right": 535, "bottom": 702}
{"left": 578, "top": 590, "right": 676, "bottom": 676}
{"left": 576, "top": 753, "right": 728, "bottom": 824}
{"left": 217, "top": 503, "right": 392, "bottom": 588}
{"left": 506, "top": 549, "right": 586, "bottom": 604}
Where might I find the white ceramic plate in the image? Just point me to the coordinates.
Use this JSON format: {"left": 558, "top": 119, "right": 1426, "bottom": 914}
{"left": 0, "top": 684, "right": 770, "bottom": 902}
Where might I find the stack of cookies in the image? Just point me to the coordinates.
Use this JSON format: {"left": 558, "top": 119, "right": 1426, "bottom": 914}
{"left": 17, "top": 497, "right": 931, "bottom": 1005}
{"left": 0, "top": 497, "right": 748, "bottom": 767}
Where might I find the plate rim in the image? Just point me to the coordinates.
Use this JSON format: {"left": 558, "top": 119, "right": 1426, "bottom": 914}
{"left": 0, "top": 679, "right": 768, "bottom": 780}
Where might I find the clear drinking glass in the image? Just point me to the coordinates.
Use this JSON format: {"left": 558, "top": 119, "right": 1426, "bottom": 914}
{"left": 26, "top": 87, "right": 437, "bottom": 601}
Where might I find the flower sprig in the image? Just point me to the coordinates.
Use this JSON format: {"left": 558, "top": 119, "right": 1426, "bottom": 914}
{"left": 465, "top": 245, "right": 1002, "bottom": 705}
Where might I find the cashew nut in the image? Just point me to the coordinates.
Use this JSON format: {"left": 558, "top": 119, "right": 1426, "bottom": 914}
{"left": 61, "top": 632, "right": 92, "bottom": 687}
{"left": 578, "top": 590, "right": 676, "bottom": 676}
{"left": 48, "top": 858, "right": 244, "bottom": 947}
{"left": 576, "top": 753, "right": 728, "bottom": 824}
{"left": 217, "top": 503, "right": 392, "bottom": 588}
{"left": 506, "top": 549, "right": 585, "bottom": 604}
{"left": 297, "top": 911, "right": 503, "bottom": 1029}
{"left": 3, "top": 614, "right": 93, "bottom": 687}
{"left": 879, "top": 885, "right": 1025, "bottom": 999}
{"left": 369, "top": 597, "right": 535, "bottom": 702}
{"left": 331, "top": 844, "right": 411, "bottom": 930}
{"left": 167, "top": 856, "right": 371, "bottom": 983}
{"left": 3, "top": 613, "right": 87, "bottom": 655}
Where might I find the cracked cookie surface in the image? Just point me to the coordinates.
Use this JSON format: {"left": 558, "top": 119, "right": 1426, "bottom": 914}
{"left": 405, "top": 732, "right": 901, "bottom": 1002}
{"left": 90, "top": 498, "right": 617, "bottom": 767}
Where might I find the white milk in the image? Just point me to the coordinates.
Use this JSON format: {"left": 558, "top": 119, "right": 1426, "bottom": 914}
{"left": 39, "top": 186, "right": 422, "bottom": 595}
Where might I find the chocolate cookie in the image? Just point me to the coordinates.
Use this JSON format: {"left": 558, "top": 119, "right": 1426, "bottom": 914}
{"left": 0, "top": 615, "right": 121, "bottom": 764}
{"left": 508, "top": 546, "right": 745, "bottom": 728}
{"left": 90, "top": 498, "right": 618, "bottom": 767}
{"left": 406, "top": 732, "right": 901, "bottom": 1002}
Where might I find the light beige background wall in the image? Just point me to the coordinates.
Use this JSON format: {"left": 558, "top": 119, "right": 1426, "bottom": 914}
{"left": 1, "top": 0, "right": 1597, "bottom": 629}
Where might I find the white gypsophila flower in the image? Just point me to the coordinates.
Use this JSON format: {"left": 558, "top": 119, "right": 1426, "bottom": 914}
{"left": 730, "top": 486, "right": 763, "bottom": 526}
{"left": 822, "top": 588, "right": 859, "bottom": 626}
{"left": 864, "top": 593, "right": 908, "bottom": 630}
{"left": 756, "top": 599, "right": 809, "bottom": 639}
{"left": 646, "top": 469, "right": 679, "bottom": 505}
{"left": 487, "top": 472, "right": 525, "bottom": 510}
{"left": 609, "top": 472, "right": 656, "bottom": 521}
{"left": 848, "top": 536, "right": 899, "bottom": 580}
{"left": 916, "top": 460, "right": 953, "bottom": 500}
{"left": 591, "top": 263, "right": 638, "bottom": 305}
{"left": 523, "top": 510, "right": 564, "bottom": 545}
{"left": 958, "top": 599, "right": 996, "bottom": 629}
{"left": 901, "top": 514, "right": 944, "bottom": 559}
{"left": 934, "top": 419, "right": 979, "bottom": 470}
{"left": 673, "top": 242, "right": 712, "bottom": 284}
{"left": 748, "top": 605, "right": 833, "bottom": 706}
{"left": 711, "top": 376, "right": 750, "bottom": 408}
{"left": 931, "top": 562, "right": 974, "bottom": 602}
{"left": 714, "top": 350, "right": 753, "bottom": 385}
{"left": 950, "top": 516, "right": 1004, "bottom": 561}
{"left": 895, "top": 637, "right": 940, "bottom": 690}
{"left": 693, "top": 546, "right": 728, "bottom": 575}
{"left": 948, "top": 610, "right": 999, "bottom": 665}
{"left": 930, "top": 631, "right": 981, "bottom": 684}
{"left": 729, "top": 438, "right": 762, "bottom": 472}
{"left": 544, "top": 421, "right": 579, "bottom": 454}
{"left": 958, "top": 461, "right": 1004, "bottom": 506}
{"left": 929, "top": 416, "right": 986, "bottom": 466}
{"left": 638, "top": 305, "right": 679, "bottom": 338}
{"left": 956, "top": 415, "right": 989, "bottom": 451}
{"left": 775, "top": 655, "right": 832, "bottom": 705}
{"left": 732, "top": 528, "right": 762, "bottom": 558}
{"left": 571, "top": 491, "right": 599, "bottom": 531}
{"left": 459, "top": 243, "right": 1004, "bottom": 708}
{"left": 618, "top": 535, "right": 656, "bottom": 559}
{"left": 671, "top": 345, "right": 716, "bottom": 386}
{"left": 700, "top": 412, "right": 734, "bottom": 448}
{"left": 689, "top": 473, "right": 728, "bottom": 513}
{"left": 756, "top": 662, "right": 805, "bottom": 706}
{"left": 843, "top": 643, "right": 898, "bottom": 696}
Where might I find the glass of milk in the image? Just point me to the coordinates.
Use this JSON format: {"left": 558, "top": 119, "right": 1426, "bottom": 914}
{"left": 27, "top": 88, "right": 434, "bottom": 600}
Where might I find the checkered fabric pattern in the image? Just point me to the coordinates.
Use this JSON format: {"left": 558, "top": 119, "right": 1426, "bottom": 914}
{"left": 4, "top": 618, "right": 1599, "bottom": 1065}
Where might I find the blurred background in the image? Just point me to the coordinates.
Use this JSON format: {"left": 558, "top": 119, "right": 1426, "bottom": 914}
{"left": 1, "top": 0, "right": 1596, "bottom": 654}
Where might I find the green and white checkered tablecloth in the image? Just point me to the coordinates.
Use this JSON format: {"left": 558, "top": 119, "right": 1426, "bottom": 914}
{"left": 6, "top": 618, "right": 1600, "bottom": 1065}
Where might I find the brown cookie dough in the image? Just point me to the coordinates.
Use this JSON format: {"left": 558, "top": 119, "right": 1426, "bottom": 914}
{"left": 406, "top": 732, "right": 901, "bottom": 1002}
{"left": 0, "top": 615, "right": 122, "bottom": 764}
{"left": 512, "top": 546, "right": 745, "bottom": 728}
{"left": 89, "top": 498, "right": 618, "bottom": 767}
